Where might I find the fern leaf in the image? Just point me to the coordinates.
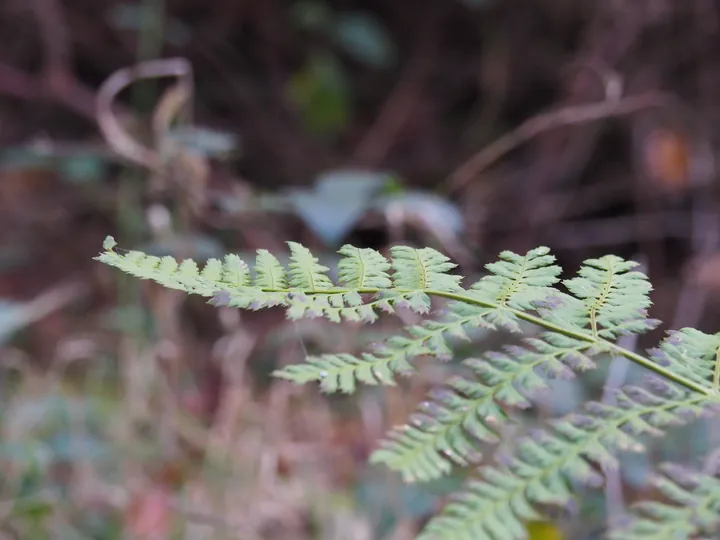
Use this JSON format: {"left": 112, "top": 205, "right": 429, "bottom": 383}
{"left": 287, "top": 241, "right": 334, "bottom": 290}
{"left": 648, "top": 328, "right": 720, "bottom": 391}
{"left": 371, "top": 332, "right": 594, "bottom": 482}
{"left": 274, "top": 351, "right": 403, "bottom": 392}
{"left": 337, "top": 244, "right": 392, "bottom": 289}
{"left": 221, "top": 254, "right": 250, "bottom": 287}
{"left": 609, "top": 463, "right": 720, "bottom": 539}
{"left": 283, "top": 291, "right": 379, "bottom": 323}
{"left": 274, "top": 315, "right": 472, "bottom": 393}
{"left": 468, "top": 247, "right": 561, "bottom": 331}
{"left": 254, "top": 249, "right": 287, "bottom": 289}
{"left": 419, "top": 377, "right": 720, "bottom": 540}
{"left": 390, "top": 246, "right": 462, "bottom": 292}
{"left": 562, "top": 255, "right": 658, "bottom": 339}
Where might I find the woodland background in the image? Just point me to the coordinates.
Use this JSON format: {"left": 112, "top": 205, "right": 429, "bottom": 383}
{"left": 1, "top": 0, "right": 720, "bottom": 538}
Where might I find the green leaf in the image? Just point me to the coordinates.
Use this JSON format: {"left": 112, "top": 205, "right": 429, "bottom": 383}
{"left": 331, "top": 11, "right": 397, "bottom": 69}
{"left": 286, "top": 52, "right": 350, "bottom": 135}
{"left": 287, "top": 241, "right": 334, "bottom": 290}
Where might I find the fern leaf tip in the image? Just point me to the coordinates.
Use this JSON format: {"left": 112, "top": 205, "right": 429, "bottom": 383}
{"left": 102, "top": 235, "right": 117, "bottom": 251}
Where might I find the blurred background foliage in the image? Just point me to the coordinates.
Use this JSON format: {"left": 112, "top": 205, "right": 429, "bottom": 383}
{"left": 1, "top": 0, "right": 720, "bottom": 538}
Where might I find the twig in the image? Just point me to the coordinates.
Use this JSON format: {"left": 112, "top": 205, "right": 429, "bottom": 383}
{"left": 96, "top": 57, "right": 193, "bottom": 169}
{"left": 21, "top": 281, "right": 87, "bottom": 325}
{"left": 30, "top": 0, "right": 71, "bottom": 84}
{"left": 543, "top": 211, "right": 698, "bottom": 250}
{"left": 443, "top": 92, "right": 671, "bottom": 194}
{"left": 0, "top": 62, "right": 98, "bottom": 120}
{"left": 352, "top": 7, "right": 437, "bottom": 166}
{"left": 0, "top": 0, "right": 105, "bottom": 121}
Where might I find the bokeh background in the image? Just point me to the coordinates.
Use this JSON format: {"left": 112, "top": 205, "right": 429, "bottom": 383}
{"left": 1, "top": 0, "right": 720, "bottom": 538}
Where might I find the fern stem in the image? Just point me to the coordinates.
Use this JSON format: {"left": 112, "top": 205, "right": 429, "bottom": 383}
{"left": 589, "top": 258, "right": 615, "bottom": 339}
{"left": 436, "top": 289, "right": 712, "bottom": 397}
{"left": 263, "top": 286, "right": 711, "bottom": 396}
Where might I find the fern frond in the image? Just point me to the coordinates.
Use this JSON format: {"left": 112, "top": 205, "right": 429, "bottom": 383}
{"left": 609, "top": 463, "right": 720, "bottom": 539}
{"left": 96, "top": 238, "right": 706, "bottom": 399}
{"left": 418, "top": 377, "right": 720, "bottom": 540}
{"left": 370, "top": 332, "right": 595, "bottom": 482}
{"left": 98, "top": 236, "right": 720, "bottom": 540}
{"left": 274, "top": 310, "right": 488, "bottom": 393}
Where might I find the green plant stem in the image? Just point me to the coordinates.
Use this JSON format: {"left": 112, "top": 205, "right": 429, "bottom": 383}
{"left": 436, "top": 290, "right": 711, "bottom": 396}
{"left": 259, "top": 286, "right": 712, "bottom": 397}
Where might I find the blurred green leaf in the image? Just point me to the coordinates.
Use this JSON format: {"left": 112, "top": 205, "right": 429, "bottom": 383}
{"left": 8, "top": 491, "right": 56, "bottom": 521}
{"left": 0, "top": 147, "right": 109, "bottom": 184}
{"left": 0, "top": 441, "right": 53, "bottom": 470}
{"left": 106, "top": 3, "right": 191, "bottom": 46}
{"left": 332, "top": 12, "right": 397, "bottom": 69}
{"left": 47, "top": 433, "right": 109, "bottom": 461}
{"left": 290, "top": 0, "right": 332, "bottom": 31}
{"left": 164, "top": 127, "right": 240, "bottom": 159}
{"left": 286, "top": 52, "right": 350, "bottom": 135}
{"left": 59, "top": 155, "right": 106, "bottom": 184}
{"left": 0, "top": 149, "right": 52, "bottom": 169}
{"left": 0, "top": 300, "right": 34, "bottom": 346}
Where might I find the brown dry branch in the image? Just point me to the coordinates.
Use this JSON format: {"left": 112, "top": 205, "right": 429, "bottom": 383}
{"left": 444, "top": 92, "right": 672, "bottom": 193}
{"left": 352, "top": 5, "right": 439, "bottom": 167}
{"left": 0, "top": 61, "right": 98, "bottom": 120}
{"left": 96, "top": 57, "right": 194, "bottom": 170}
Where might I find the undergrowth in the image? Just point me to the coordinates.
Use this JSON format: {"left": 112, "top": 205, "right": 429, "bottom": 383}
{"left": 96, "top": 236, "right": 720, "bottom": 539}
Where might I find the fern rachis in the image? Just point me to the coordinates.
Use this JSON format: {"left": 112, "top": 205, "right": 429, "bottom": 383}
{"left": 96, "top": 237, "right": 720, "bottom": 540}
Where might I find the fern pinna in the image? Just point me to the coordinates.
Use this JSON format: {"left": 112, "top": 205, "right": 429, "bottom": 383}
{"left": 96, "top": 236, "right": 720, "bottom": 540}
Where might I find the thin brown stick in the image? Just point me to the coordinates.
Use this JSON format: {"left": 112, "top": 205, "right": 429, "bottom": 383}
{"left": 443, "top": 93, "right": 671, "bottom": 194}
{"left": 0, "top": 62, "right": 98, "bottom": 120}
{"left": 352, "top": 5, "right": 438, "bottom": 166}
{"left": 96, "top": 58, "right": 193, "bottom": 169}
{"left": 352, "top": 55, "right": 429, "bottom": 166}
{"left": 31, "top": 0, "right": 71, "bottom": 80}
{"left": 0, "top": 0, "right": 101, "bottom": 120}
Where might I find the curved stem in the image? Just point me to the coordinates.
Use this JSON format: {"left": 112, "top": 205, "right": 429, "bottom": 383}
{"left": 264, "top": 286, "right": 712, "bottom": 397}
